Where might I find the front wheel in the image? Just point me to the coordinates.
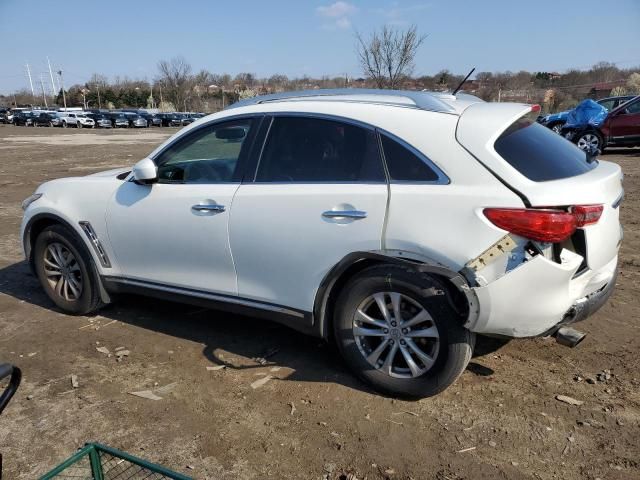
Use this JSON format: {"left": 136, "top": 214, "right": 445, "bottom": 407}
{"left": 576, "top": 131, "right": 603, "bottom": 152}
{"left": 549, "top": 122, "right": 563, "bottom": 134}
{"left": 33, "top": 225, "right": 105, "bottom": 315}
{"left": 333, "top": 265, "right": 474, "bottom": 398}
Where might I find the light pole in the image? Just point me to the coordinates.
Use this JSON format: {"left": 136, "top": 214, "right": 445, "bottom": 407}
{"left": 57, "top": 70, "right": 67, "bottom": 110}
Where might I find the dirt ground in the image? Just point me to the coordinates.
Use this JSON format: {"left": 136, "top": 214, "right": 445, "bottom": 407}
{"left": 0, "top": 125, "right": 638, "bottom": 480}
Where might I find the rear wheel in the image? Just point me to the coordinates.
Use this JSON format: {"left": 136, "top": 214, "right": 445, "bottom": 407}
{"left": 77, "top": 122, "right": 82, "bottom": 129}
{"left": 62, "top": 121, "right": 67, "bottom": 128}
{"left": 34, "top": 225, "right": 104, "bottom": 315}
{"left": 333, "top": 265, "right": 474, "bottom": 398}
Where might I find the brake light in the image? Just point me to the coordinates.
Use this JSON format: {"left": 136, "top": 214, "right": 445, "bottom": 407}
{"left": 530, "top": 104, "right": 541, "bottom": 113}
{"left": 483, "top": 205, "right": 603, "bottom": 243}
{"left": 571, "top": 205, "right": 603, "bottom": 226}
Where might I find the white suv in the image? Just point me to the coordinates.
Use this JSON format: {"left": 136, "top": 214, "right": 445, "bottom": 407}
{"left": 20, "top": 89, "right": 622, "bottom": 397}
{"left": 61, "top": 112, "right": 95, "bottom": 129}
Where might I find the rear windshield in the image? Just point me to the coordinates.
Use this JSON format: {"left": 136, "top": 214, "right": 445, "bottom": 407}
{"left": 494, "top": 115, "right": 597, "bottom": 182}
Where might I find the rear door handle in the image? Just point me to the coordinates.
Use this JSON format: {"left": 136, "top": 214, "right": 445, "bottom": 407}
{"left": 192, "top": 204, "right": 225, "bottom": 213}
{"left": 322, "top": 210, "right": 367, "bottom": 219}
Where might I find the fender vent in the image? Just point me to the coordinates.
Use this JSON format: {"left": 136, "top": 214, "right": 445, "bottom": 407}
{"left": 79, "top": 221, "right": 111, "bottom": 268}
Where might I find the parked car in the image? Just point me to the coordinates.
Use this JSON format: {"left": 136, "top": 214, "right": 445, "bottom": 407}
{"left": 61, "top": 113, "right": 95, "bottom": 129}
{"left": 106, "top": 113, "right": 130, "bottom": 128}
{"left": 157, "top": 113, "right": 183, "bottom": 127}
{"left": 86, "top": 113, "right": 113, "bottom": 128}
{"left": 562, "top": 95, "right": 640, "bottom": 152}
{"left": 538, "top": 95, "right": 635, "bottom": 133}
{"left": 13, "top": 111, "right": 34, "bottom": 126}
{"left": 130, "top": 115, "right": 148, "bottom": 128}
{"left": 20, "top": 89, "right": 622, "bottom": 398}
{"left": 136, "top": 112, "right": 156, "bottom": 127}
{"left": 149, "top": 114, "right": 162, "bottom": 127}
{"left": 32, "top": 112, "right": 57, "bottom": 127}
{"left": 0, "top": 112, "right": 9, "bottom": 124}
{"left": 50, "top": 113, "right": 64, "bottom": 127}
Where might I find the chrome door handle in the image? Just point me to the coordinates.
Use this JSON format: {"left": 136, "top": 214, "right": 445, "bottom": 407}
{"left": 192, "top": 204, "right": 225, "bottom": 212}
{"left": 322, "top": 210, "right": 367, "bottom": 219}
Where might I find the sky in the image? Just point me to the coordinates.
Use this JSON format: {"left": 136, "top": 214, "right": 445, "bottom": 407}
{"left": 1, "top": 0, "right": 639, "bottom": 94}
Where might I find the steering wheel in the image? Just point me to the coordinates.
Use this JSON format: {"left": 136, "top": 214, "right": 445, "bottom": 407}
{"left": 184, "top": 161, "right": 222, "bottom": 183}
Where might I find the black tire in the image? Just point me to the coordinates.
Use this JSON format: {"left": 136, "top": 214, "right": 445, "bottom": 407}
{"left": 62, "top": 121, "right": 67, "bottom": 128}
{"left": 33, "top": 225, "right": 104, "bottom": 315}
{"left": 334, "top": 265, "right": 474, "bottom": 398}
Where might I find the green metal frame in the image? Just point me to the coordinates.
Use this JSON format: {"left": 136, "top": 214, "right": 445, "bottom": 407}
{"left": 40, "top": 442, "right": 193, "bottom": 480}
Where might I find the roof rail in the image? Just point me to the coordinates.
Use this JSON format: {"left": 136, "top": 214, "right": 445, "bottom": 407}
{"left": 226, "top": 88, "right": 462, "bottom": 113}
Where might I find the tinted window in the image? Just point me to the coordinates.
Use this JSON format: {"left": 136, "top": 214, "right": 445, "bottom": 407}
{"left": 155, "top": 119, "right": 253, "bottom": 184}
{"left": 381, "top": 135, "right": 440, "bottom": 182}
{"left": 598, "top": 99, "right": 615, "bottom": 111}
{"left": 256, "top": 117, "right": 384, "bottom": 182}
{"left": 494, "top": 116, "right": 596, "bottom": 182}
{"left": 624, "top": 100, "right": 640, "bottom": 114}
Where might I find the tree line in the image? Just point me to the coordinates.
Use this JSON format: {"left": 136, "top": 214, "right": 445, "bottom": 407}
{"left": 2, "top": 25, "right": 639, "bottom": 113}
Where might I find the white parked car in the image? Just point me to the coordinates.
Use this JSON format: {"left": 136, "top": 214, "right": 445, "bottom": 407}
{"left": 20, "top": 89, "right": 622, "bottom": 397}
{"left": 61, "top": 112, "right": 95, "bottom": 129}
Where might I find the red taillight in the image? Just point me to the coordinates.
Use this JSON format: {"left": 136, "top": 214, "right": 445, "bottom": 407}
{"left": 530, "top": 104, "right": 541, "bottom": 113}
{"left": 483, "top": 205, "right": 603, "bottom": 243}
{"left": 484, "top": 208, "right": 576, "bottom": 242}
{"left": 571, "top": 204, "right": 603, "bottom": 227}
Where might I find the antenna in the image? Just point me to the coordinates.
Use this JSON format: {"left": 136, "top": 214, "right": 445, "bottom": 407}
{"left": 452, "top": 67, "right": 475, "bottom": 96}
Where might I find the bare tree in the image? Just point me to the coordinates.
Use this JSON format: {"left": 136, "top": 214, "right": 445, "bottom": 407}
{"left": 356, "top": 25, "right": 426, "bottom": 89}
{"left": 157, "top": 56, "right": 193, "bottom": 110}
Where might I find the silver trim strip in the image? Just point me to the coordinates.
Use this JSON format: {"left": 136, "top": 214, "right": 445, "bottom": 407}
{"left": 612, "top": 189, "right": 624, "bottom": 209}
{"left": 191, "top": 204, "right": 226, "bottom": 212}
{"left": 322, "top": 210, "right": 367, "bottom": 219}
{"left": 109, "top": 277, "right": 305, "bottom": 318}
{"left": 79, "top": 221, "right": 111, "bottom": 268}
{"left": 227, "top": 88, "right": 462, "bottom": 114}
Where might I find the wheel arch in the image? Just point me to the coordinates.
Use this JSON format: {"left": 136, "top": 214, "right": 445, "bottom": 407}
{"left": 23, "top": 213, "right": 112, "bottom": 303}
{"left": 313, "top": 251, "right": 479, "bottom": 341}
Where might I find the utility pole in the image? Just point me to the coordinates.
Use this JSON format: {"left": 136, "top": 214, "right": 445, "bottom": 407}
{"left": 39, "top": 74, "right": 48, "bottom": 108}
{"left": 96, "top": 82, "right": 101, "bottom": 109}
{"left": 150, "top": 84, "right": 154, "bottom": 109}
{"left": 25, "top": 63, "right": 35, "bottom": 103}
{"left": 57, "top": 70, "right": 67, "bottom": 110}
{"left": 47, "top": 57, "right": 57, "bottom": 97}
{"left": 159, "top": 84, "right": 163, "bottom": 110}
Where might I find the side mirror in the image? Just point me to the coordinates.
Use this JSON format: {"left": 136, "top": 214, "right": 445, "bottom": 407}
{"left": 132, "top": 157, "right": 158, "bottom": 185}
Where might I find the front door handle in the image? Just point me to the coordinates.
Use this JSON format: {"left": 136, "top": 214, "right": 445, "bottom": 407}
{"left": 322, "top": 210, "right": 367, "bottom": 219}
{"left": 192, "top": 204, "right": 225, "bottom": 213}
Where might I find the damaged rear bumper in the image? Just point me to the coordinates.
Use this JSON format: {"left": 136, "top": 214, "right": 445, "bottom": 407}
{"left": 465, "top": 249, "right": 617, "bottom": 338}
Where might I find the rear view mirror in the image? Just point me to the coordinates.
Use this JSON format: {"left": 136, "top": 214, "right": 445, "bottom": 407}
{"left": 132, "top": 157, "right": 158, "bottom": 185}
{"left": 215, "top": 127, "right": 246, "bottom": 140}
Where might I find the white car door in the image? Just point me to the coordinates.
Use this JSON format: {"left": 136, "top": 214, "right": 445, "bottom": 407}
{"left": 106, "top": 117, "right": 258, "bottom": 295}
{"left": 229, "top": 115, "right": 388, "bottom": 313}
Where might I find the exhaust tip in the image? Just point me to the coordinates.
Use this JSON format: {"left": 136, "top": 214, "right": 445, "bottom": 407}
{"left": 555, "top": 327, "right": 587, "bottom": 348}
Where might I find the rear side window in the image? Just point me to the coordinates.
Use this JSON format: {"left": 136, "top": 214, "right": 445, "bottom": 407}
{"left": 256, "top": 117, "right": 385, "bottom": 183}
{"left": 381, "top": 135, "right": 441, "bottom": 182}
{"left": 494, "top": 117, "right": 596, "bottom": 182}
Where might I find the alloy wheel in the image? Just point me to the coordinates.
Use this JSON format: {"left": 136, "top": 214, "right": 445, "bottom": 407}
{"left": 353, "top": 292, "right": 440, "bottom": 379}
{"left": 43, "top": 242, "right": 83, "bottom": 301}
{"left": 576, "top": 133, "right": 600, "bottom": 151}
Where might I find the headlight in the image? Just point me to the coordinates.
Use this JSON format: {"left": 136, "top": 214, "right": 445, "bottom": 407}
{"left": 21, "top": 193, "right": 42, "bottom": 210}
